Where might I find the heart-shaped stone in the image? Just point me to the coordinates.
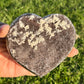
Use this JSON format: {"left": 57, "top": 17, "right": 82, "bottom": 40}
{"left": 6, "top": 13, "right": 76, "bottom": 77}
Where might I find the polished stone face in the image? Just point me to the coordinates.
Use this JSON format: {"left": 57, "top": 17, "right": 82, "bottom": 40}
{"left": 6, "top": 13, "right": 76, "bottom": 77}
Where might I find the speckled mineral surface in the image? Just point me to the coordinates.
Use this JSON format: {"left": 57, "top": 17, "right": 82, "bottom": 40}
{"left": 6, "top": 13, "right": 76, "bottom": 77}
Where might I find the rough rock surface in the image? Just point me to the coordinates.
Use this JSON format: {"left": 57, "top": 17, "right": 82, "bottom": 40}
{"left": 6, "top": 13, "right": 76, "bottom": 77}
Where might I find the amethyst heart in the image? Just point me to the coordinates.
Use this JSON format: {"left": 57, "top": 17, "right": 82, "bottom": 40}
{"left": 6, "top": 13, "right": 76, "bottom": 77}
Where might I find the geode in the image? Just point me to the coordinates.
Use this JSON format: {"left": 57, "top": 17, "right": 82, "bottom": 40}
{"left": 6, "top": 13, "right": 76, "bottom": 77}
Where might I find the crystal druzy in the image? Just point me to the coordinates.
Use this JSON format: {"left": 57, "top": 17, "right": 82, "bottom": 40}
{"left": 6, "top": 13, "right": 76, "bottom": 77}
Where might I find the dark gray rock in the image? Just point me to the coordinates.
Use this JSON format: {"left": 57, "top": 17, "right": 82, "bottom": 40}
{"left": 6, "top": 13, "right": 76, "bottom": 77}
{"left": 0, "top": 22, "right": 6, "bottom": 26}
